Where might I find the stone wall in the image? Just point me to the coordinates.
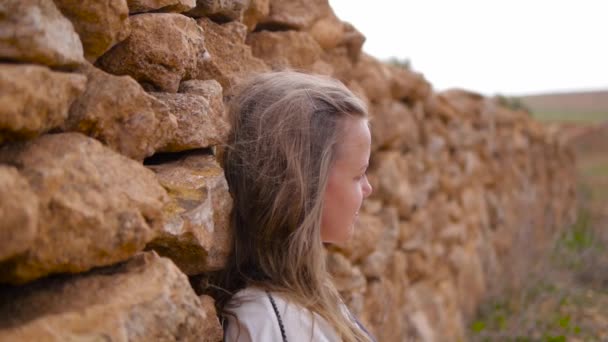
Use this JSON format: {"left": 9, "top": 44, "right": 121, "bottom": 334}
{"left": 0, "top": 0, "right": 576, "bottom": 340}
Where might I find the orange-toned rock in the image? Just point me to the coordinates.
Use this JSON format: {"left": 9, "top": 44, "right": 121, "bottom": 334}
{"left": 0, "top": 252, "right": 223, "bottom": 341}
{"left": 0, "top": 133, "right": 168, "bottom": 284}
{"left": 97, "top": 13, "right": 205, "bottom": 92}
{"left": 369, "top": 100, "right": 420, "bottom": 151}
{"left": 0, "top": 166, "right": 38, "bottom": 262}
{"left": 260, "top": 0, "right": 332, "bottom": 30}
{"left": 152, "top": 92, "right": 229, "bottom": 151}
{"left": 308, "top": 13, "right": 344, "bottom": 50}
{"left": 339, "top": 213, "right": 383, "bottom": 263}
{"left": 0, "top": 64, "right": 86, "bottom": 143}
{"left": 195, "top": 18, "right": 269, "bottom": 90}
{"left": 0, "top": 0, "right": 85, "bottom": 68}
{"left": 352, "top": 54, "right": 391, "bottom": 103}
{"left": 247, "top": 30, "right": 322, "bottom": 70}
{"left": 178, "top": 79, "right": 225, "bottom": 117}
{"left": 242, "top": 0, "right": 270, "bottom": 30}
{"left": 186, "top": 0, "right": 248, "bottom": 20}
{"left": 326, "top": 251, "right": 366, "bottom": 293}
{"left": 64, "top": 64, "right": 178, "bottom": 161}
{"left": 127, "top": 0, "right": 195, "bottom": 13}
{"left": 388, "top": 64, "right": 432, "bottom": 103}
{"left": 147, "top": 153, "right": 232, "bottom": 274}
{"left": 53, "top": 0, "right": 130, "bottom": 62}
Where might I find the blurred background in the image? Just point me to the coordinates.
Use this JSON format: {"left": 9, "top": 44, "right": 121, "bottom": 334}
{"left": 331, "top": 0, "right": 608, "bottom": 340}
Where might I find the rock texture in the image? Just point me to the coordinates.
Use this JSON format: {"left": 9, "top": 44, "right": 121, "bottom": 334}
{"left": 53, "top": 0, "right": 131, "bottom": 62}
{"left": 63, "top": 64, "right": 178, "bottom": 160}
{"left": 0, "top": 0, "right": 85, "bottom": 68}
{"left": 152, "top": 92, "right": 230, "bottom": 151}
{"left": 185, "top": 0, "right": 249, "bottom": 21}
{"left": 0, "top": 252, "right": 223, "bottom": 342}
{"left": 195, "top": 18, "right": 269, "bottom": 90}
{"left": 0, "top": 133, "right": 168, "bottom": 284}
{"left": 0, "top": 0, "right": 578, "bottom": 340}
{"left": 127, "top": 0, "right": 196, "bottom": 13}
{"left": 0, "top": 166, "right": 38, "bottom": 262}
{"left": 0, "top": 64, "right": 87, "bottom": 143}
{"left": 148, "top": 153, "right": 232, "bottom": 274}
{"left": 96, "top": 13, "right": 206, "bottom": 92}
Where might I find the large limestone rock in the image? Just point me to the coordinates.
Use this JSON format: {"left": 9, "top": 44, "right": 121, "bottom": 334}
{"left": 259, "top": 0, "right": 332, "bottom": 30}
{"left": 0, "top": 0, "right": 85, "bottom": 68}
{"left": 246, "top": 30, "right": 323, "bottom": 70}
{"left": 147, "top": 153, "right": 232, "bottom": 274}
{"left": 97, "top": 13, "right": 206, "bottom": 92}
{"left": 152, "top": 92, "right": 230, "bottom": 151}
{"left": 0, "top": 166, "right": 38, "bottom": 262}
{"left": 63, "top": 64, "right": 178, "bottom": 161}
{"left": 178, "top": 79, "right": 225, "bottom": 118}
{"left": 127, "top": 0, "right": 196, "bottom": 13}
{"left": 195, "top": 18, "right": 269, "bottom": 90}
{"left": 53, "top": 0, "right": 130, "bottom": 62}
{"left": 370, "top": 100, "right": 420, "bottom": 151}
{"left": 352, "top": 54, "right": 391, "bottom": 103}
{"left": 186, "top": 0, "right": 249, "bottom": 21}
{"left": 0, "top": 133, "right": 168, "bottom": 284}
{"left": 0, "top": 64, "right": 87, "bottom": 143}
{"left": 0, "top": 252, "right": 223, "bottom": 341}
{"left": 242, "top": 0, "right": 270, "bottom": 30}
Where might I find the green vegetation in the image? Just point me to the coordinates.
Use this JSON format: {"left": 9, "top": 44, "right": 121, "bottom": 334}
{"left": 531, "top": 111, "right": 608, "bottom": 123}
{"left": 385, "top": 57, "right": 411, "bottom": 70}
{"left": 494, "top": 94, "right": 531, "bottom": 113}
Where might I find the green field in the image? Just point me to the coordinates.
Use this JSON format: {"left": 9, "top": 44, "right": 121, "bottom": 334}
{"left": 531, "top": 111, "right": 608, "bottom": 123}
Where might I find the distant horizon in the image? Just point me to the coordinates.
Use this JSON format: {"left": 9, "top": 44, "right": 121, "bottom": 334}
{"left": 329, "top": 0, "right": 608, "bottom": 97}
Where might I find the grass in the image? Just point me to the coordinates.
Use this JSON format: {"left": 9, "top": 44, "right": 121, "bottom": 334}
{"left": 469, "top": 113, "right": 608, "bottom": 341}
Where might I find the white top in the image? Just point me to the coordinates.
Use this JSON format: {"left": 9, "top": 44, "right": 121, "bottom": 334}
{"left": 223, "top": 287, "right": 341, "bottom": 341}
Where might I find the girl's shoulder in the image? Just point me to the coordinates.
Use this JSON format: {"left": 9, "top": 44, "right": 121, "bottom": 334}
{"left": 224, "top": 287, "right": 339, "bottom": 342}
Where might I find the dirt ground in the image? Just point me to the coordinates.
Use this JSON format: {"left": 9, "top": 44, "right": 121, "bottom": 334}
{"left": 468, "top": 121, "right": 608, "bottom": 342}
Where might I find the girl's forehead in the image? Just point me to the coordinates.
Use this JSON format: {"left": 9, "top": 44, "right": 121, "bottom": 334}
{"left": 334, "top": 118, "right": 371, "bottom": 162}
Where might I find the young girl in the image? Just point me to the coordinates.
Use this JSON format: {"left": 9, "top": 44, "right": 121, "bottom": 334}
{"left": 211, "top": 71, "right": 376, "bottom": 341}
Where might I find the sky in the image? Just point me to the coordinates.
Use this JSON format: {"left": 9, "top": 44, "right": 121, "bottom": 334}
{"left": 328, "top": 0, "right": 608, "bottom": 96}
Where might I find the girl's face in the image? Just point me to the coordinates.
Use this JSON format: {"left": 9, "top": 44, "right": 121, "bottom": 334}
{"left": 321, "top": 117, "right": 373, "bottom": 244}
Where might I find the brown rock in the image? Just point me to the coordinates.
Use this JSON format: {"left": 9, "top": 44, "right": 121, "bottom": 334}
{"left": 246, "top": 30, "right": 322, "bottom": 70}
{"left": 260, "top": 0, "right": 332, "bottom": 30}
{"left": 320, "top": 46, "right": 354, "bottom": 83}
{"left": 370, "top": 151, "right": 417, "bottom": 219}
{"left": 147, "top": 153, "right": 232, "bottom": 274}
{"left": 0, "top": 166, "right": 38, "bottom": 262}
{"left": 360, "top": 208, "right": 399, "bottom": 278}
{"left": 96, "top": 13, "right": 206, "bottom": 92}
{"left": 0, "top": 252, "right": 223, "bottom": 341}
{"left": 242, "top": 0, "right": 270, "bottom": 31}
{"left": 340, "top": 213, "right": 383, "bottom": 263}
{"left": 178, "top": 79, "right": 225, "bottom": 116}
{"left": 185, "top": 0, "right": 249, "bottom": 21}
{"left": 326, "top": 251, "right": 366, "bottom": 292}
{"left": 152, "top": 92, "right": 230, "bottom": 151}
{"left": 0, "top": 133, "right": 168, "bottom": 284}
{"left": 195, "top": 18, "right": 269, "bottom": 90}
{"left": 0, "top": 0, "right": 85, "bottom": 68}
{"left": 369, "top": 100, "right": 420, "bottom": 151}
{"left": 340, "top": 22, "right": 365, "bottom": 63}
{"left": 63, "top": 64, "right": 178, "bottom": 161}
{"left": 127, "top": 0, "right": 196, "bottom": 13}
{"left": 388, "top": 64, "right": 431, "bottom": 103}
{"left": 0, "top": 64, "right": 87, "bottom": 143}
{"left": 352, "top": 54, "right": 391, "bottom": 103}
{"left": 308, "top": 14, "right": 344, "bottom": 50}
{"left": 53, "top": 0, "right": 130, "bottom": 62}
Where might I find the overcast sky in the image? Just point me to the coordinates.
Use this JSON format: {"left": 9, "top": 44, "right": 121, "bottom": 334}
{"left": 328, "top": 0, "right": 608, "bottom": 96}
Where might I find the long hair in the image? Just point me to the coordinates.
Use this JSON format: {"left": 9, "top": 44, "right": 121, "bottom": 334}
{"left": 210, "top": 71, "right": 371, "bottom": 341}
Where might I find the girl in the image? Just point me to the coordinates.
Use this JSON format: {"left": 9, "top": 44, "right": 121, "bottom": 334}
{"left": 211, "top": 71, "right": 375, "bottom": 341}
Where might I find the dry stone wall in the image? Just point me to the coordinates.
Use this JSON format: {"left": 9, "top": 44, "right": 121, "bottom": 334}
{"left": 0, "top": 0, "right": 576, "bottom": 340}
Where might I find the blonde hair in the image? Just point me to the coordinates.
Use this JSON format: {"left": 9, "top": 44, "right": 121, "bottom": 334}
{"left": 210, "top": 71, "right": 371, "bottom": 341}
